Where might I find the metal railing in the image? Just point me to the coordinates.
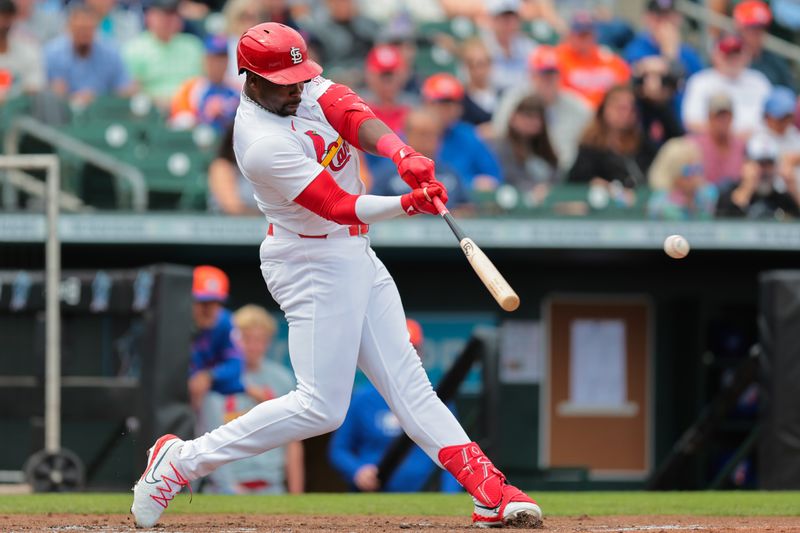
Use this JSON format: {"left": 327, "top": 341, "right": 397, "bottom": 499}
{"left": 2, "top": 116, "right": 148, "bottom": 211}
{"left": 0, "top": 155, "right": 62, "bottom": 455}
{"left": 677, "top": 0, "right": 800, "bottom": 63}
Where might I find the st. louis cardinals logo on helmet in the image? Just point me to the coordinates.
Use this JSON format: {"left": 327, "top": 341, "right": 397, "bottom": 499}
{"left": 289, "top": 46, "right": 303, "bottom": 64}
{"left": 237, "top": 22, "right": 322, "bottom": 84}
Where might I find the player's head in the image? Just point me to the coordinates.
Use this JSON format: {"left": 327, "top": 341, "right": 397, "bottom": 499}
{"left": 233, "top": 304, "right": 277, "bottom": 369}
{"left": 237, "top": 22, "right": 322, "bottom": 116}
{"left": 192, "top": 265, "right": 229, "bottom": 329}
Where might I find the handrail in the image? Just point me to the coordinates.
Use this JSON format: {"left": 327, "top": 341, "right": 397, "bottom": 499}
{"left": 3, "top": 115, "right": 148, "bottom": 211}
{"left": 3, "top": 166, "right": 87, "bottom": 212}
{"left": 677, "top": 0, "right": 800, "bottom": 64}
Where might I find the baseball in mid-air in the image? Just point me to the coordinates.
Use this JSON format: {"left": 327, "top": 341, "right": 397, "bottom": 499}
{"left": 663, "top": 234, "right": 690, "bottom": 259}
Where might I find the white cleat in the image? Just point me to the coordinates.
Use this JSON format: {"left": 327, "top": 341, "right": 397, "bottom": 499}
{"left": 130, "top": 434, "right": 190, "bottom": 528}
{"left": 472, "top": 484, "right": 543, "bottom": 528}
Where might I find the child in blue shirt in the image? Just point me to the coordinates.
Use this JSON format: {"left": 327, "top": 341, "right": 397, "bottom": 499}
{"left": 188, "top": 265, "right": 244, "bottom": 410}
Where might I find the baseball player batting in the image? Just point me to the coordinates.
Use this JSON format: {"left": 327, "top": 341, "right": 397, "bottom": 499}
{"left": 131, "top": 22, "right": 542, "bottom": 529}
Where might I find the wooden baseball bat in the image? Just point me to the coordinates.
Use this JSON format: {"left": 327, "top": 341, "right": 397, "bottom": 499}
{"left": 431, "top": 196, "right": 520, "bottom": 312}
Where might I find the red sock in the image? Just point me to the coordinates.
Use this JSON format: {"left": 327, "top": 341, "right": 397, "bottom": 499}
{"left": 438, "top": 442, "right": 505, "bottom": 508}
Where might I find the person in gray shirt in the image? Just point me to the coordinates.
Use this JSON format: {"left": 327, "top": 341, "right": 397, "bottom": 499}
{"left": 492, "top": 45, "right": 591, "bottom": 172}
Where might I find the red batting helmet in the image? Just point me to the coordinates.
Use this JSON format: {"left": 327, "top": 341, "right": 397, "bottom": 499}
{"left": 237, "top": 22, "right": 322, "bottom": 85}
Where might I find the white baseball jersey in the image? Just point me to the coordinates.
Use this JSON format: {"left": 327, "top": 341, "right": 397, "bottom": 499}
{"left": 177, "top": 75, "right": 471, "bottom": 498}
{"left": 233, "top": 75, "right": 365, "bottom": 236}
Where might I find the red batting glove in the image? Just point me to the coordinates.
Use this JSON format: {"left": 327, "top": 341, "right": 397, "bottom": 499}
{"left": 392, "top": 146, "right": 436, "bottom": 189}
{"left": 420, "top": 178, "right": 449, "bottom": 205}
{"left": 401, "top": 184, "right": 445, "bottom": 216}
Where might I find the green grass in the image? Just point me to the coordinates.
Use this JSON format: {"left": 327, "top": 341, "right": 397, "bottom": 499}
{"left": 0, "top": 492, "right": 799, "bottom": 516}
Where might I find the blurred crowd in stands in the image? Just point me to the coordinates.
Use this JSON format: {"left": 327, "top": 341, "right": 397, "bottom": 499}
{"left": 5, "top": 0, "right": 800, "bottom": 220}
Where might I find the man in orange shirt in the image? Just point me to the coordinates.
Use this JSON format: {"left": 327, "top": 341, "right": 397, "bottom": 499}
{"left": 555, "top": 12, "right": 630, "bottom": 109}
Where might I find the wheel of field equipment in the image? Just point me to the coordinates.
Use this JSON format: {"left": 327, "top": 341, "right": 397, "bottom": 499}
{"left": 24, "top": 448, "right": 85, "bottom": 492}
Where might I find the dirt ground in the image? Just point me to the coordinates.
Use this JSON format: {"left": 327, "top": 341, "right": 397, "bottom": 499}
{"left": 1, "top": 514, "right": 800, "bottom": 533}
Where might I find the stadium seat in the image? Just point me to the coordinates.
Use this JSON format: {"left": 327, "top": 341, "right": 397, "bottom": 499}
{"left": 71, "top": 95, "right": 162, "bottom": 128}
{"left": 417, "top": 18, "right": 477, "bottom": 41}
{"left": 121, "top": 148, "right": 209, "bottom": 210}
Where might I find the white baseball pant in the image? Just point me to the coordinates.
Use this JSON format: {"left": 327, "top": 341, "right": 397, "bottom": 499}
{"left": 178, "top": 232, "right": 469, "bottom": 479}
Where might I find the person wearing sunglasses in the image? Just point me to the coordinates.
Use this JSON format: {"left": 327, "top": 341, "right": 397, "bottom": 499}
{"left": 752, "top": 86, "right": 800, "bottom": 189}
{"left": 647, "top": 136, "right": 717, "bottom": 220}
{"left": 631, "top": 55, "right": 684, "bottom": 148}
{"left": 717, "top": 135, "right": 800, "bottom": 219}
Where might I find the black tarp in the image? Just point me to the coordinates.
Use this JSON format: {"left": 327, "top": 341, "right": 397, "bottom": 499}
{"left": 758, "top": 270, "right": 800, "bottom": 489}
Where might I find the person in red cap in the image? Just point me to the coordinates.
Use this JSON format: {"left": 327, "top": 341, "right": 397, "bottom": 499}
{"left": 132, "top": 22, "right": 541, "bottom": 530}
{"left": 362, "top": 44, "right": 414, "bottom": 134}
{"left": 493, "top": 45, "right": 592, "bottom": 171}
{"left": 682, "top": 33, "right": 771, "bottom": 136}
{"left": 328, "top": 318, "right": 462, "bottom": 494}
{"left": 734, "top": 0, "right": 796, "bottom": 90}
{"left": 422, "top": 72, "right": 504, "bottom": 191}
{"left": 188, "top": 265, "right": 244, "bottom": 412}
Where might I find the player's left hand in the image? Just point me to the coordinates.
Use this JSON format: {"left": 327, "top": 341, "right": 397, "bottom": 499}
{"left": 421, "top": 178, "right": 449, "bottom": 204}
{"left": 401, "top": 183, "right": 446, "bottom": 216}
{"left": 392, "top": 147, "right": 436, "bottom": 188}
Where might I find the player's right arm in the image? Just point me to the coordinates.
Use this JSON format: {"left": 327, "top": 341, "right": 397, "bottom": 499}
{"left": 239, "top": 136, "right": 447, "bottom": 224}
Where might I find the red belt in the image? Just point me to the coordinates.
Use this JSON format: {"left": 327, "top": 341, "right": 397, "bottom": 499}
{"left": 267, "top": 223, "right": 368, "bottom": 239}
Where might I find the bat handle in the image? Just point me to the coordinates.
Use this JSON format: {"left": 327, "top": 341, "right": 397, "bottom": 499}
{"left": 432, "top": 195, "right": 448, "bottom": 216}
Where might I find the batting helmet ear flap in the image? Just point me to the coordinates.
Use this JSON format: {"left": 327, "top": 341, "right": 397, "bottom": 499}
{"left": 237, "top": 22, "right": 323, "bottom": 85}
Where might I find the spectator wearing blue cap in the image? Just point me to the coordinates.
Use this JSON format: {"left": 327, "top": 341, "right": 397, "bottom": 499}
{"left": 45, "top": 3, "right": 134, "bottom": 108}
{"left": 752, "top": 86, "right": 800, "bottom": 189}
{"left": 169, "top": 34, "right": 239, "bottom": 132}
{"left": 624, "top": 0, "right": 703, "bottom": 119}
{"left": 624, "top": 0, "right": 704, "bottom": 82}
